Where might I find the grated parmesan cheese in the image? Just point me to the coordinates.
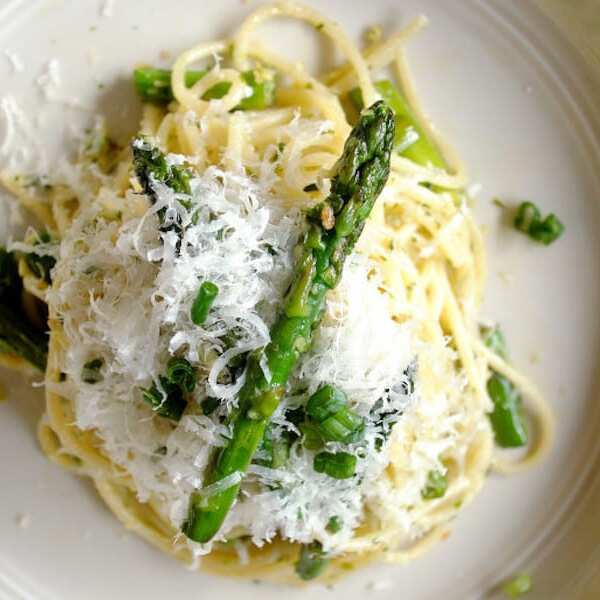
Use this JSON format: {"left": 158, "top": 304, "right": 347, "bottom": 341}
{"left": 48, "top": 128, "right": 467, "bottom": 557}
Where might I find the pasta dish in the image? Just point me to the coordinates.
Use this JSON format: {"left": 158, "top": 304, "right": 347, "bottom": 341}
{"left": 0, "top": 1, "right": 555, "bottom": 584}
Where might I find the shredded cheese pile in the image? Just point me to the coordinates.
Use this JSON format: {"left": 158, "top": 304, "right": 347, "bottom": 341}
{"left": 47, "top": 153, "right": 426, "bottom": 555}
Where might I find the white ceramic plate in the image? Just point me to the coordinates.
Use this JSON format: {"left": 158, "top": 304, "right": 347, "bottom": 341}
{"left": 1, "top": 1, "right": 599, "bottom": 598}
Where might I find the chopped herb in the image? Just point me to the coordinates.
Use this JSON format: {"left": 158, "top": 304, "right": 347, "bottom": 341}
{"left": 492, "top": 197, "right": 506, "bottom": 209}
{"left": 371, "top": 362, "right": 415, "bottom": 450}
{"left": 421, "top": 470, "right": 448, "bottom": 500}
{"left": 305, "top": 385, "right": 365, "bottom": 444}
{"left": 295, "top": 542, "right": 329, "bottom": 580}
{"left": 314, "top": 451, "right": 357, "bottom": 479}
{"left": 142, "top": 377, "right": 186, "bottom": 421}
{"left": 514, "top": 201, "right": 564, "bottom": 245}
{"left": 487, "top": 373, "right": 528, "bottom": 447}
{"left": 191, "top": 281, "right": 219, "bottom": 326}
{"left": 303, "top": 183, "right": 319, "bottom": 193}
{"left": 315, "top": 22, "right": 324, "bottom": 31}
{"left": 165, "top": 357, "right": 197, "bottom": 393}
{"left": 299, "top": 422, "right": 324, "bottom": 450}
{"left": 141, "top": 357, "right": 197, "bottom": 421}
{"left": 482, "top": 326, "right": 528, "bottom": 448}
{"left": 326, "top": 516, "right": 342, "bottom": 533}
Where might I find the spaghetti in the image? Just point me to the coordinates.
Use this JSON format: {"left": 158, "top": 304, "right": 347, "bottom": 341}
{"left": 0, "top": 1, "right": 554, "bottom": 584}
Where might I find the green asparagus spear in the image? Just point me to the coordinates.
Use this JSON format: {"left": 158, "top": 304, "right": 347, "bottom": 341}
{"left": 0, "top": 248, "right": 48, "bottom": 371}
{"left": 482, "top": 326, "right": 528, "bottom": 448}
{"left": 132, "top": 138, "right": 191, "bottom": 198}
{"left": 182, "top": 101, "right": 395, "bottom": 543}
{"left": 349, "top": 80, "right": 446, "bottom": 169}
{"left": 133, "top": 67, "right": 276, "bottom": 110}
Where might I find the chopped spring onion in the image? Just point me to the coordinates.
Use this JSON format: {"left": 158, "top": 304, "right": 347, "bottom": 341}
{"left": 313, "top": 451, "right": 357, "bottom": 479}
{"left": 294, "top": 542, "right": 329, "bottom": 581}
{"left": 487, "top": 373, "right": 528, "bottom": 448}
{"left": 319, "top": 407, "right": 365, "bottom": 443}
{"left": 306, "top": 385, "right": 365, "bottom": 443}
{"left": 514, "top": 201, "right": 564, "bottom": 245}
{"left": 326, "top": 516, "right": 342, "bottom": 534}
{"left": 191, "top": 281, "right": 219, "bottom": 326}
{"left": 81, "top": 358, "right": 104, "bottom": 384}
{"left": 502, "top": 573, "right": 532, "bottom": 598}
{"left": 306, "top": 385, "right": 347, "bottom": 422}
{"left": 142, "top": 377, "right": 186, "bottom": 421}
{"left": 482, "top": 326, "right": 528, "bottom": 448}
{"left": 165, "top": 357, "right": 197, "bottom": 393}
{"left": 142, "top": 356, "right": 198, "bottom": 421}
{"left": 421, "top": 469, "right": 448, "bottom": 500}
{"left": 299, "top": 422, "right": 324, "bottom": 450}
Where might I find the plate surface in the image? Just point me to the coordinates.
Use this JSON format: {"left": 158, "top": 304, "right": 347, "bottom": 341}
{"left": 1, "top": 1, "right": 599, "bottom": 599}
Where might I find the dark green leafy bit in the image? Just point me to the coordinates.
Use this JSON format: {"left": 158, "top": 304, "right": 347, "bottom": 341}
{"left": 502, "top": 573, "right": 532, "bottom": 598}
{"left": 306, "top": 385, "right": 364, "bottom": 443}
{"left": 0, "top": 248, "right": 48, "bottom": 371}
{"left": 166, "top": 357, "right": 198, "bottom": 393}
{"left": 191, "top": 281, "right": 219, "bottom": 326}
{"left": 142, "top": 357, "right": 197, "bottom": 421}
{"left": 294, "top": 542, "right": 330, "bottom": 581}
{"left": 132, "top": 137, "right": 191, "bottom": 198}
{"left": 24, "top": 232, "right": 56, "bottom": 285}
{"left": 142, "top": 377, "right": 186, "bottom": 421}
{"left": 131, "top": 138, "right": 193, "bottom": 245}
{"left": 81, "top": 358, "right": 104, "bottom": 384}
{"left": 303, "top": 183, "right": 319, "bottom": 193}
{"left": 182, "top": 101, "right": 395, "bottom": 544}
{"left": 421, "top": 469, "right": 448, "bottom": 500}
{"left": 326, "top": 516, "right": 342, "bottom": 534}
{"left": 482, "top": 326, "right": 528, "bottom": 448}
{"left": 313, "top": 451, "right": 357, "bottom": 479}
{"left": 487, "top": 373, "right": 528, "bottom": 448}
{"left": 370, "top": 362, "right": 415, "bottom": 450}
{"left": 133, "top": 67, "right": 276, "bottom": 110}
{"left": 514, "top": 201, "right": 564, "bottom": 245}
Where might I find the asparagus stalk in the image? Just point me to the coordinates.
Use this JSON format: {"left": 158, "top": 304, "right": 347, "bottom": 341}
{"left": 132, "top": 138, "right": 191, "bottom": 198}
{"left": 0, "top": 249, "right": 48, "bottom": 371}
{"left": 133, "top": 67, "right": 276, "bottom": 110}
{"left": 182, "top": 101, "right": 395, "bottom": 543}
{"left": 349, "top": 80, "right": 446, "bottom": 168}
